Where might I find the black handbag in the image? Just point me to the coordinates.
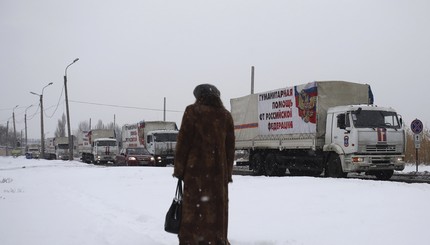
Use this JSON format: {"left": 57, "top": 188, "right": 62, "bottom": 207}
{"left": 164, "top": 179, "right": 183, "bottom": 234}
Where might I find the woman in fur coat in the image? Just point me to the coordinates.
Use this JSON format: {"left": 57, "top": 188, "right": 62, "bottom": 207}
{"left": 173, "top": 84, "right": 235, "bottom": 245}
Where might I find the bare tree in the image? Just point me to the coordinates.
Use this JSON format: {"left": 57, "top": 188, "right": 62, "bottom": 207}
{"left": 77, "top": 121, "right": 90, "bottom": 132}
{"left": 54, "top": 113, "right": 66, "bottom": 137}
{"left": 0, "top": 125, "right": 12, "bottom": 146}
{"left": 106, "top": 122, "right": 121, "bottom": 142}
{"left": 95, "top": 120, "right": 104, "bottom": 129}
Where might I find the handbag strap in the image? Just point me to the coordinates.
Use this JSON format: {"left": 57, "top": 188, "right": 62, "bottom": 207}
{"left": 175, "top": 179, "right": 183, "bottom": 201}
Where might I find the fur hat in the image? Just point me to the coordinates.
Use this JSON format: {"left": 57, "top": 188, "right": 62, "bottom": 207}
{"left": 193, "top": 84, "right": 220, "bottom": 99}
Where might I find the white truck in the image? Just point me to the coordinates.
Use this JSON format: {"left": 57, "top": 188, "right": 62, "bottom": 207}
{"left": 121, "top": 121, "right": 178, "bottom": 166}
{"left": 45, "top": 137, "right": 71, "bottom": 160}
{"left": 25, "top": 144, "right": 40, "bottom": 159}
{"left": 231, "top": 81, "right": 405, "bottom": 180}
{"left": 77, "top": 129, "right": 118, "bottom": 164}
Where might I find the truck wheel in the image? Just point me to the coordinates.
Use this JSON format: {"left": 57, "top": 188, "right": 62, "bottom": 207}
{"left": 326, "top": 154, "right": 346, "bottom": 178}
{"left": 265, "top": 153, "right": 282, "bottom": 176}
{"left": 373, "top": 170, "right": 394, "bottom": 180}
{"left": 251, "top": 153, "right": 264, "bottom": 176}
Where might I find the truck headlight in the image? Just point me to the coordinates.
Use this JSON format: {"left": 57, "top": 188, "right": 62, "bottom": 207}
{"left": 150, "top": 156, "right": 155, "bottom": 162}
{"left": 128, "top": 157, "right": 136, "bottom": 161}
{"left": 352, "top": 157, "right": 364, "bottom": 163}
{"left": 396, "top": 157, "right": 404, "bottom": 162}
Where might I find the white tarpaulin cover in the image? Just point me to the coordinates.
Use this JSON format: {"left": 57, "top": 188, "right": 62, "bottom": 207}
{"left": 231, "top": 81, "right": 372, "bottom": 144}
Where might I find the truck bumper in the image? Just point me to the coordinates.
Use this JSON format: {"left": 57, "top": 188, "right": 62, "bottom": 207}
{"left": 343, "top": 154, "right": 405, "bottom": 172}
{"left": 154, "top": 155, "right": 174, "bottom": 166}
{"left": 95, "top": 155, "right": 115, "bottom": 162}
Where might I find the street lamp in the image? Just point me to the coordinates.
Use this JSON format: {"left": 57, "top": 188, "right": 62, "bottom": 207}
{"left": 30, "top": 82, "right": 53, "bottom": 159}
{"left": 64, "top": 58, "right": 79, "bottom": 161}
{"left": 24, "top": 104, "right": 33, "bottom": 149}
{"left": 12, "top": 105, "right": 19, "bottom": 148}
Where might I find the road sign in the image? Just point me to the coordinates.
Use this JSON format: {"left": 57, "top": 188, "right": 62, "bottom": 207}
{"left": 414, "top": 134, "right": 421, "bottom": 143}
{"left": 414, "top": 133, "right": 422, "bottom": 149}
{"left": 411, "top": 119, "right": 423, "bottom": 134}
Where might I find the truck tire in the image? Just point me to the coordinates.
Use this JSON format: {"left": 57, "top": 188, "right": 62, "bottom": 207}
{"left": 265, "top": 153, "right": 285, "bottom": 176}
{"left": 373, "top": 170, "right": 394, "bottom": 180}
{"left": 251, "top": 153, "right": 264, "bottom": 176}
{"left": 326, "top": 154, "right": 347, "bottom": 178}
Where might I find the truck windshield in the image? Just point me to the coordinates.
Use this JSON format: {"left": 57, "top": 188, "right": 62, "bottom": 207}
{"left": 153, "top": 133, "right": 178, "bottom": 142}
{"left": 97, "top": 141, "right": 117, "bottom": 147}
{"left": 57, "top": 144, "right": 69, "bottom": 149}
{"left": 351, "top": 110, "right": 401, "bottom": 129}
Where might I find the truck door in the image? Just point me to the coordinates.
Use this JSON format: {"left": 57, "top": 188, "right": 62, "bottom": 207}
{"left": 147, "top": 134, "right": 155, "bottom": 155}
{"left": 332, "top": 112, "right": 351, "bottom": 151}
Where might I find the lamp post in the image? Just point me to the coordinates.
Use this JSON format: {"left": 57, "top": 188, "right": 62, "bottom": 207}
{"left": 25, "top": 104, "right": 33, "bottom": 149}
{"left": 6, "top": 120, "right": 9, "bottom": 156}
{"left": 64, "top": 58, "right": 79, "bottom": 161}
{"left": 30, "top": 82, "right": 53, "bottom": 159}
{"left": 12, "top": 105, "right": 19, "bottom": 148}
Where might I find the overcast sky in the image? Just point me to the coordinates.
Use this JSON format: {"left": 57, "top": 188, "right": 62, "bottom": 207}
{"left": 1, "top": 0, "right": 429, "bottom": 140}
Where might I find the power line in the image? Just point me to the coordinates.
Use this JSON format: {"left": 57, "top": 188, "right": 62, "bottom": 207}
{"left": 1, "top": 104, "right": 39, "bottom": 125}
{"left": 1, "top": 99, "right": 184, "bottom": 126}
{"left": 44, "top": 85, "right": 64, "bottom": 119}
{"left": 27, "top": 103, "right": 40, "bottom": 121}
{"left": 69, "top": 100, "right": 183, "bottom": 113}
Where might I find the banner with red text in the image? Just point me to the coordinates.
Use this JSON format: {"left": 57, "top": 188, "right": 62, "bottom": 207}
{"left": 257, "top": 82, "right": 317, "bottom": 135}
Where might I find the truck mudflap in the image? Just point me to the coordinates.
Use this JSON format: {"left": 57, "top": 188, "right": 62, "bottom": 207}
{"left": 342, "top": 154, "right": 405, "bottom": 173}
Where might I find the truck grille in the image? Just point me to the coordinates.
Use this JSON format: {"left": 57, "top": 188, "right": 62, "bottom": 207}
{"left": 366, "top": 145, "right": 396, "bottom": 152}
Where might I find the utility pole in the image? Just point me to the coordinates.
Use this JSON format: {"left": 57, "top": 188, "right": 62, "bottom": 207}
{"left": 6, "top": 120, "right": 9, "bottom": 156}
{"left": 30, "top": 82, "right": 52, "bottom": 159}
{"left": 251, "top": 66, "right": 255, "bottom": 94}
{"left": 39, "top": 95, "right": 45, "bottom": 159}
{"left": 64, "top": 58, "right": 79, "bottom": 161}
{"left": 163, "top": 97, "right": 166, "bottom": 121}
{"left": 25, "top": 110, "right": 28, "bottom": 148}
{"left": 25, "top": 105, "right": 33, "bottom": 149}
{"left": 12, "top": 105, "right": 18, "bottom": 148}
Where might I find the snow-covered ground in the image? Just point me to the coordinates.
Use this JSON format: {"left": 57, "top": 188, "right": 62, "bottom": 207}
{"left": 1, "top": 157, "right": 429, "bottom": 245}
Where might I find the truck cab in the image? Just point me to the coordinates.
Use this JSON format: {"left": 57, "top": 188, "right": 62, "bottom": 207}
{"left": 92, "top": 138, "right": 118, "bottom": 164}
{"left": 324, "top": 105, "right": 405, "bottom": 179}
{"left": 26, "top": 144, "right": 40, "bottom": 159}
{"left": 146, "top": 130, "right": 178, "bottom": 165}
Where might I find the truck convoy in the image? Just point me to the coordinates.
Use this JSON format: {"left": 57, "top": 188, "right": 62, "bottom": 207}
{"left": 77, "top": 129, "right": 118, "bottom": 164}
{"left": 231, "top": 81, "right": 405, "bottom": 180}
{"left": 121, "top": 121, "right": 178, "bottom": 166}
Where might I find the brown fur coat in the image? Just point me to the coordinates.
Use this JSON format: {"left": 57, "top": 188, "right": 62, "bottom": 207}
{"left": 173, "top": 99, "right": 235, "bottom": 245}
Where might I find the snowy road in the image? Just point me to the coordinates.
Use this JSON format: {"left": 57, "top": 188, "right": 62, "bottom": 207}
{"left": 1, "top": 157, "right": 430, "bottom": 245}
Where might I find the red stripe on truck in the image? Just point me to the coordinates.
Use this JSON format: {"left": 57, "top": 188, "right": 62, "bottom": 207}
{"left": 234, "top": 123, "right": 258, "bottom": 130}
